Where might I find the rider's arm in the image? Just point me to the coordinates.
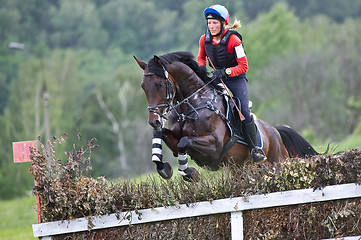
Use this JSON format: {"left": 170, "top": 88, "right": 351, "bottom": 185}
{"left": 227, "top": 34, "right": 248, "bottom": 77}
{"left": 197, "top": 35, "right": 207, "bottom": 67}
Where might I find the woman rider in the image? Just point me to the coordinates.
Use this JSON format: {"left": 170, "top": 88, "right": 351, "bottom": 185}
{"left": 197, "top": 4, "right": 266, "bottom": 163}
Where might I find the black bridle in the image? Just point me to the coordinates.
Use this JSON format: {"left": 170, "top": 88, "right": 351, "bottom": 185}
{"left": 144, "top": 65, "right": 175, "bottom": 120}
{"left": 144, "top": 64, "right": 221, "bottom": 131}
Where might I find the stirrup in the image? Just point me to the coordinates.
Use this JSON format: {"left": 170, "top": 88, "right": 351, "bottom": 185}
{"left": 251, "top": 147, "right": 267, "bottom": 163}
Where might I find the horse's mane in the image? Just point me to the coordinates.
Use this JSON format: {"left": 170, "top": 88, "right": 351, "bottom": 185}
{"left": 148, "top": 51, "right": 214, "bottom": 86}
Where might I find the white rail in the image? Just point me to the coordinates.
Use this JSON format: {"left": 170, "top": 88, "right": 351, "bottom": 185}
{"left": 33, "top": 183, "right": 361, "bottom": 239}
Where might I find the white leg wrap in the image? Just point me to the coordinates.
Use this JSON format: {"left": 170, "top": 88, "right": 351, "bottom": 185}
{"left": 152, "top": 154, "right": 162, "bottom": 162}
{"left": 152, "top": 137, "right": 162, "bottom": 145}
{"left": 152, "top": 137, "right": 163, "bottom": 163}
{"left": 178, "top": 153, "right": 188, "bottom": 173}
{"left": 178, "top": 170, "right": 187, "bottom": 176}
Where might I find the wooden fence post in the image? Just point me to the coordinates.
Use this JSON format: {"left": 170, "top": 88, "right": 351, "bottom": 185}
{"left": 231, "top": 211, "right": 244, "bottom": 240}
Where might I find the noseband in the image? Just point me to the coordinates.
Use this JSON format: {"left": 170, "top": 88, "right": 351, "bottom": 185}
{"left": 144, "top": 65, "right": 175, "bottom": 120}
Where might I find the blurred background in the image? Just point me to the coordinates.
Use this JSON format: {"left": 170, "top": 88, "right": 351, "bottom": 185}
{"left": 1, "top": 0, "right": 361, "bottom": 201}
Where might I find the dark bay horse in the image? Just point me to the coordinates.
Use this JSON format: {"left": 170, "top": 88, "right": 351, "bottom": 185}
{"left": 135, "top": 52, "right": 317, "bottom": 181}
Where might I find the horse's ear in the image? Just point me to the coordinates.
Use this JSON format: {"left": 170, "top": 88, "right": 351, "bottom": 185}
{"left": 153, "top": 55, "right": 162, "bottom": 66}
{"left": 134, "top": 56, "right": 147, "bottom": 70}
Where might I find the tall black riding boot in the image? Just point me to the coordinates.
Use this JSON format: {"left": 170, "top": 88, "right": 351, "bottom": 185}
{"left": 242, "top": 117, "right": 267, "bottom": 163}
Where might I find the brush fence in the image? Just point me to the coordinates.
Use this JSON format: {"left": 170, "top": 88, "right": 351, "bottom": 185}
{"left": 33, "top": 183, "right": 361, "bottom": 240}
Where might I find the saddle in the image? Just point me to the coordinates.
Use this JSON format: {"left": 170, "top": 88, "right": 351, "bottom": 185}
{"left": 207, "top": 92, "right": 265, "bottom": 170}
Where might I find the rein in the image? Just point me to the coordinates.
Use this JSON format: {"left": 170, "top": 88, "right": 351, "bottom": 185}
{"left": 144, "top": 64, "right": 217, "bottom": 122}
{"left": 145, "top": 64, "right": 228, "bottom": 138}
{"left": 172, "top": 77, "right": 215, "bottom": 110}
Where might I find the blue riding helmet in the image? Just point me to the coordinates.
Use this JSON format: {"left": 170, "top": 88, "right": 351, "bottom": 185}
{"left": 204, "top": 4, "right": 229, "bottom": 25}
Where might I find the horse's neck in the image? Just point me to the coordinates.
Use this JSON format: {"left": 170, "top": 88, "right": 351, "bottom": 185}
{"left": 169, "top": 64, "right": 208, "bottom": 102}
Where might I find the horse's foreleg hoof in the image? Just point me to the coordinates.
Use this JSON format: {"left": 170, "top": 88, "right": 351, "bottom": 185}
{"left": 157, "top": 162, "right": 173, "bottom": 179}
{"left": 179, "top": 167, "right": 201, "bottom": 182}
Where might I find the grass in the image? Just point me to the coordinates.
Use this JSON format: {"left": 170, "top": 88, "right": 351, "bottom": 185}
{"left": 112, "top": 158, "right": 205, "bottom": 184}
{"left": 312, "top": 134, "right": 361, "bottom": 154}
{"left": 0, "top": 194, "right": 38, "bottom": 240}
{"left": 336, "top": 134, "right": 361, "bottom": 151}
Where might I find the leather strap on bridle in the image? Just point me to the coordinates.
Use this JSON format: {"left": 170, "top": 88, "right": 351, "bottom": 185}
{"left": 144, "top": 65, "right": 175, "bottom": 120}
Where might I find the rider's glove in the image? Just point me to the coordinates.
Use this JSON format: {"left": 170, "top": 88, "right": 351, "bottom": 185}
{"left": 212, "top": 68, "right": 227, "bottom": 79}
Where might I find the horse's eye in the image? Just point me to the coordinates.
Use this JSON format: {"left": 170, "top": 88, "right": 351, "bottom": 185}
{"left": 156, "top": 79, "right": 164, "bottom": 88}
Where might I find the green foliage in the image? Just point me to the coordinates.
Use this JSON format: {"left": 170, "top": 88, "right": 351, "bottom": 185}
{"left": 264, "top": 150, "right": 361, "bottom": 192}
{"left": 97, "top": 0, "right": 179, "bottom": 58}
{"left": 0, "top": 109, "right": 34, "bottom": 199}
{"left": 244, "top": 2, "right": 301, "bottom": 72}
{"left": 1, "top": 0, "right": 361, "bottom": 200}
{"left": 285, "top": 0, "right": 361, "bottom": 23}
{"left": 49, "top": 0, "right": 108, "bottom": 49}
{"left": 0, "top": 7, "right": 20, "bottom": 41}
{"left": 31, "top": 136, "right": 361, "bottom": 223}
{"left": 249, "top": 16, "right": 361, "bottom": 140}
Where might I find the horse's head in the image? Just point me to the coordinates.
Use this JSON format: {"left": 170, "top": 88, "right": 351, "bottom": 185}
{"left": 134, "top": 55, "right": 175, "bottom": 130}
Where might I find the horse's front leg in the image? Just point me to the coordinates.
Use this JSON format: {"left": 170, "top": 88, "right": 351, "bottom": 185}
{"left": 151, "top": 128, "right": 181, "bottom": 179}
{"left": 151, "top": 129, "right": 173, "bottom": 179}
{"left": 177, "top": 135, "right": 219, "bottom": 182}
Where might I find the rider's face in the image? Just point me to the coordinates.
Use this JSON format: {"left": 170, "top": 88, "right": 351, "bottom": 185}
{"left": 207, "top": 19, "right": 222, "bottom": 36}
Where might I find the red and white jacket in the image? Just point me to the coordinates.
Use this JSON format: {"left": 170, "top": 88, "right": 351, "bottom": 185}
{"left": 197, "top": 29, "right": 248, "bottom": 77}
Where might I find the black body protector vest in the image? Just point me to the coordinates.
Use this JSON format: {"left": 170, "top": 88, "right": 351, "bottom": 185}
{"left": 205, "top": 29, "right": 246, "bottom": 78}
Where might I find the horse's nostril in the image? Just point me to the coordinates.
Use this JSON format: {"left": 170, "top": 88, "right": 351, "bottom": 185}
{"left": 154, "top": 120, "right": 162, "bottom": 128}
{"left": 149, "top": 119, "right": 162, "bottom": 129}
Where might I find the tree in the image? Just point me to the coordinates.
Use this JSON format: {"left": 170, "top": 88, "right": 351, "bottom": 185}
{"left": 250, "top": 16, "right": 361, "bottom": 141}
{"left": 286, "top": 0, "right": 361, "bottom": 22}
{"left": 1, "top": 0, "right": 361, "bottom": 199}
{"left": 0, "top": 111, "right": 32, "bottom": 199}
{"left": 98, "top": 0, "right": 178, "bottom": 59}
{"left": 0, "top": 7, "right": 20, "bottom": 41}
{"left": 333, "top": 18, "right": 361, "bottom": 134}
{"left": 82, "top": 61, "right": 153, "bottom": 177}
{"left": 49, "top": 0, "right": 108, "bottom": 49}
{"left": 243, "top": 2, "right": 301, "bottom": 72}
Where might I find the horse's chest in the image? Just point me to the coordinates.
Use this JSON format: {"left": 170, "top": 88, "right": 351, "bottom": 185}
{"left": 168, "top": 110, "right": 216, "bottom": 136}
